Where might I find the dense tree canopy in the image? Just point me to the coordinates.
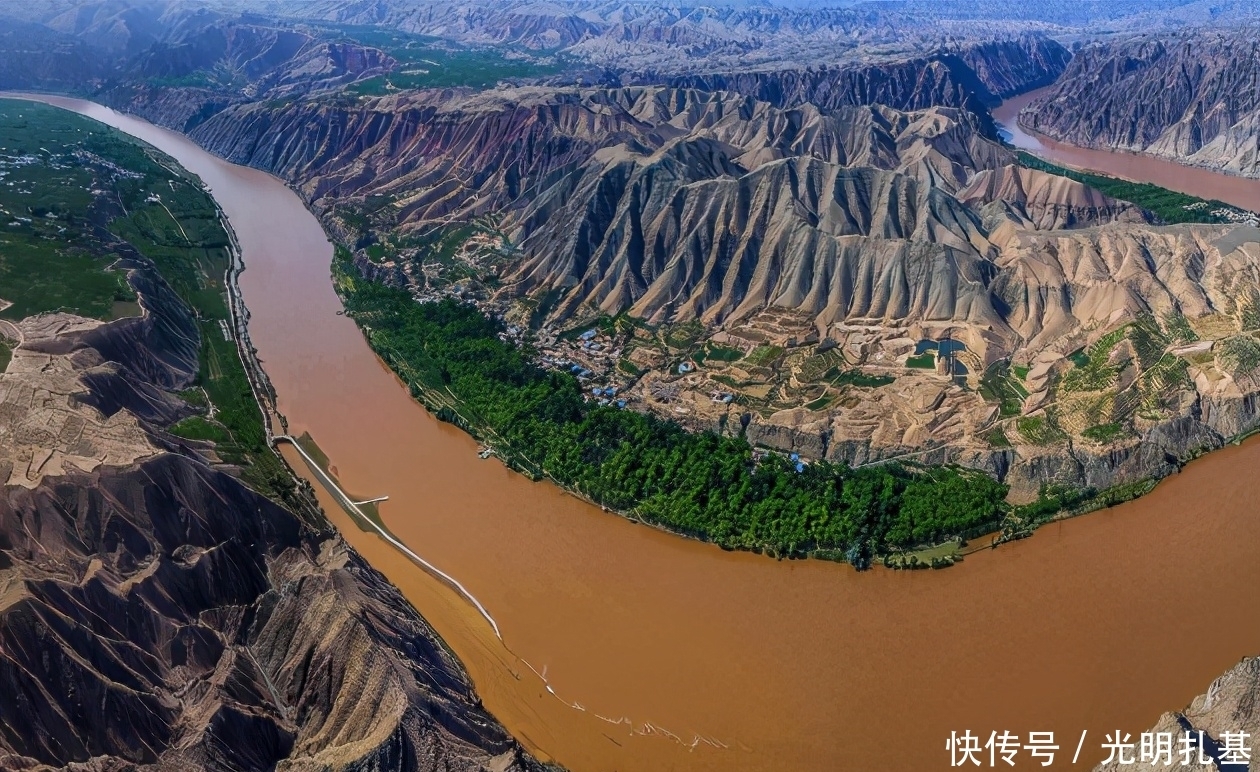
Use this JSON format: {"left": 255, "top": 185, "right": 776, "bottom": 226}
{"left": 340, "top": 264, "right": 1009, "bottom": 567}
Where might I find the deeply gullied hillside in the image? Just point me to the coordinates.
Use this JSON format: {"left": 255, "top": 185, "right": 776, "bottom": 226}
{"left": 0, "top": 315, "right": 543, "bottom": 771}
{"left": 20, "top": 0, "right": 1253, "bottom": 511}
{"left": 1094, "top": 657, "right": 1260, "bottom": 771}
{"left": 100, "top": 78, "right": 1260, "bottom": 503}
{"left": 0, "top": 103, "right": 543, "bottom": 771}
{"left": 0, "top": 18, "right": 106, "bottom": 89}
{"left": 285, "top": 0, "right": 1255, "bottom": 73}
{"left": 654, "top": 35, "right": 1071, "bottom": 116}
{"left": 1022, "top": 30, "right": 1260, "bottom": 178}
{"left": 133, "top": 21, "right": 395, "bottom": 96}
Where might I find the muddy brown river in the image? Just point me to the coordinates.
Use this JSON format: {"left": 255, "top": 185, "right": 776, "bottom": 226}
{"left": 19, "top": 93, "right": 1260, "bottom": 771}
{"left": 994, "top": 87, "right": 1260, "bottom": 213}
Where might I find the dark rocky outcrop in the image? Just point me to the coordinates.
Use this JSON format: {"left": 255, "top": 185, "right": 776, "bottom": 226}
{"left": 1022, "top": 30, "right": 1260, "bottom": 178}
{"left": 651, "top": 35, "right": 1070, "bottom": 119}
{"left": 0, "top": 191, "right": 546, "bottom": 772}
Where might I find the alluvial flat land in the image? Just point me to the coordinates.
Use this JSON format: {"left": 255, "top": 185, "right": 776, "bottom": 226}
{"left": 0, "top": 99, "right": 293, "bottom": 501}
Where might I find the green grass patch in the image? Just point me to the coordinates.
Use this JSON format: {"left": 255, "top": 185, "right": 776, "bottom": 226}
{"left": 1082, "top": 422, "right": 1126, "bottom": 443}
{"left": 168, "top": 415, "right": 232, "bottom": 443}
{"left": 1062, "top": 328, "right": 1129, "bottom": 393}
{"left": 617, "top": 358, "right": 642, "bottom": 376}
{"left": 1017, "top": 414, "right": 1065, "bottom": 445}
{"left": 1219, "top": 336, "right": 1260, "bottom": 373}
{"left": 978, "top": 361, "right": 1029, "bottom": 417}
{"left": 744, "top": 345, "right": 785, "bottom": 367}
{"left": 1162, "top": 313, "right": 1198, "bottom": 344}
{"left": 983, "top": 426, "right": 1011, "bottom": 448}
{"left": 0, "top": 99, "right": 298, "bottom": 507}
{"left": 906, "top": 353, "right": 935, "bottom": 369}
{"left": 663, "top": 319, "right": 705, "bottom": 350}
{"left": 829, "top": 368, "right": 895, "bottom": 388}
{"left": 176, "top": 387, "right": 207, "bottom": 408}
{"left": 703, "top": 343, "right": 744, "bottom": 362}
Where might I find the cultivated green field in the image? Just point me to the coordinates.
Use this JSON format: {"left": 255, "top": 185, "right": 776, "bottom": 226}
{"left": 0, "top": 99, "right": 295, "bottom": 504}
{"left": 0, "top": 105, "right": 132, "bottom": 320}
{"left": 325, "top": 24, "right": 567, "bottom": 94}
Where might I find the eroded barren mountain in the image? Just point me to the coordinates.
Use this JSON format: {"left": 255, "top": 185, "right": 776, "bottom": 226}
{"left": 0, "top": 110, "right": 544, "bottom": 772}
{"left": 1022, "top": 30, "right": 1260, "bottom": 178}
{"left": 84, "top": 69, "right": 1257, "bottom": 499}
{"left": 1094, "top": 657, "right": 1260, "bottom": 771}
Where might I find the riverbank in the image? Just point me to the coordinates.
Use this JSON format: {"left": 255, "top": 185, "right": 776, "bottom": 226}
{"left": 28, "top": 91, "right": 1260, "bottom": 772}
{"left": 996, "top": 87, "right": 1260, "bottom": 215}
{"left": 331, "top": 247, "right": 1011, "bottom": 566}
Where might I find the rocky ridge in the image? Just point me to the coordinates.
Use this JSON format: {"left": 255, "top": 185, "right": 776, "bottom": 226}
{"left": 133, "top": 20, "right": 396, "bottom": 98}
{"left": 96, "top": 79, "right": 1260, "bottom": 501}
{"left": 1095, "top": 657, "right": 1260, "bottom": 771}
{"left": 0, "top": 193, "right": 546, "bottom": 772}
{"left": 0, "top": 18, "right": 107, "bottom": 91}
{"left": 26, "top": 3, "right": 1253, "bottom": 501}
{"left": 1021, "top": 30, "right": 1260, "bottom": 178}
{"left": 650, "top": 35, "right": 1071, "bottom": 118}
{"left": 284, "top": 0, "right": 1258, "bottom": 73}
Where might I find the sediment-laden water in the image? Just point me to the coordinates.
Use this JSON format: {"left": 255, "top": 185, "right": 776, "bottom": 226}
{"left": 21, "top": 93, "right": 1260, "bottom": 772}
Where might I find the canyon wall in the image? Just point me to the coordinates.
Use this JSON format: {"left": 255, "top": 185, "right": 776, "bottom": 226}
{"left": 0, "top": 220, "right": 545, "bottom": 772}
{"left": 1022, "top": 31, "right": 1260, "bottom": 178}
{"left": 652, "top": 35, "right": 1071, "bottom": 118}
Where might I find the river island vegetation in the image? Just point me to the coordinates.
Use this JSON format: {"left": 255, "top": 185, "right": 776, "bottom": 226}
{"left": 334, "top": 249, "right": 1010, "bottom": 567}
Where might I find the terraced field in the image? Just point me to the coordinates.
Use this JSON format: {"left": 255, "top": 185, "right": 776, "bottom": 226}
{"left": 328, "top": 24, "right": 567, "bottom": 94}
{"left": 0, "top": 98, "right": 294, "bottom": 502}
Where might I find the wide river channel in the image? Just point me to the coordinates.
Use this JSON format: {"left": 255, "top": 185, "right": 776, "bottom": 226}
{"left": 20, "top": 92, "right": 1260, "bottom": 771}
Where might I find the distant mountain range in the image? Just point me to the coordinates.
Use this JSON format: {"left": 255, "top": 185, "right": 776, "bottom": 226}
{"left": 5, "top": 6, "right": 1260, "bottom": 768}
{"left": 272, "top": 0, "right": 1260, "bottom": 72}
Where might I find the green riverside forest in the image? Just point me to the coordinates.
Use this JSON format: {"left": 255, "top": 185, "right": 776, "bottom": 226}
{"left": 335, "top": 252, "right": 1009, "bottom": 567}
{"left": 1015, "top": 151, "right": 1252, "bottom": 224}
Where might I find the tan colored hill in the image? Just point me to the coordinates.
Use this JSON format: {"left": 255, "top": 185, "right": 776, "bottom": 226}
{"left": 958, "top": 165, "right": 1148, "bottom": 231}
{"left": 1095, "top": 657, "right": 1260, "bottom": 771}
{"left": 106, "top": 80, "right": 1260, "bottom": 497}
{"left": 0, "top": 236, "right": 544, "bottom": 772}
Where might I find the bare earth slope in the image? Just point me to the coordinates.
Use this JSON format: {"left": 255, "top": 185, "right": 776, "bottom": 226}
{"left": 1095, "top": 657, "right": 1260, "bottom": 771}
{"left": 1022, "top": 30, "right": 1260, "bottom": 179}
{"left": 0, "top": 213, "right": 544, "bottom": 772}
{"left": 101, "top": 81, "right": 1260, "bottom": 501}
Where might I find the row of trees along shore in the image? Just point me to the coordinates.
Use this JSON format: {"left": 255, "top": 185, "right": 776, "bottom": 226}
{"left": 337, "top": 254, "right": 1009, "bottom": 568}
